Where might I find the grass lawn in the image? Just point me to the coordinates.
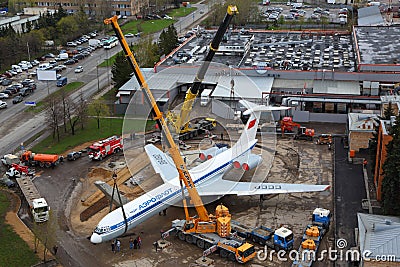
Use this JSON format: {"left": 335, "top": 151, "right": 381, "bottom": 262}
{"left": 26, "top": 82, "right": 84, "bottom": 113}
{"left": 0, "top": 191, "right": 40, "bottom": 267}
{"left": 32, "top": 117, "right": 153, "bottom": 154}
{"left": 98, "top": 54, "right": 117, "bottom": 67}
{"left": 168, "top": 7, "right": 197, "bottom": 17}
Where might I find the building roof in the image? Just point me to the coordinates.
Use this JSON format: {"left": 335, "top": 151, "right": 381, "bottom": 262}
{"left": 358, "top": 213, "right": 400, "bottom": 262}
{"left": 357, "top": 6, "right": 385, "bottom": 26}
{"left": 212, "top": 76, "right": 273, "bottom": 99}
{"left": 118, "top": 68, "right": 154, "bottom": 92}
{"left": 348, "top": 113, "right": 379, "bottom": 132}
{"left": 354, "top": 26, "right": 400, "bottom": 71}
{"left": 313, "top": 80, "right": 360, "bottom": 95}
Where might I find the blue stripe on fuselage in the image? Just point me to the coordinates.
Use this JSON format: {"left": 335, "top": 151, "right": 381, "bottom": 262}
{"left": 105, "top": 146, "right": 254, "bottom": 234}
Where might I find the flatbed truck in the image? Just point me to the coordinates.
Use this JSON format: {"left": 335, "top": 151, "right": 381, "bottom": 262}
{"left": 291, "top": 208, "right": 331, "bottom": 267}
{"left": 231, "top": 220, "right": 294, "bottom": 251}
{"left": 16, "top": 176, "right": 50, "bottom": 223}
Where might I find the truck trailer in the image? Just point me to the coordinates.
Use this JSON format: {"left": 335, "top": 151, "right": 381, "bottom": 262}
{"left": 16, "top": 176, "right": 50, "bottom": 223}
{"left": 20, "top": 151, "right": 62, "bottom": 168}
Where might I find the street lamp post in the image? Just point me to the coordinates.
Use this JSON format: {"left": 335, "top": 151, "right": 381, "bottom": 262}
{"left": 96, "top": 62, "right": 100, "bottom": 92}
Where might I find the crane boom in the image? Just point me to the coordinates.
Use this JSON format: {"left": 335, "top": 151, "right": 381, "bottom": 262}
{"left": 170, "top": 5, "right": 238, "bottom": 133}
{"left": 104, "top": 16, "right": 210, "bottom": 222}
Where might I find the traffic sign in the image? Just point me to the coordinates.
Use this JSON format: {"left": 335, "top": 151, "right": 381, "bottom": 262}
{"left": 25, "top": 101, "right": 36, "bottom": 106}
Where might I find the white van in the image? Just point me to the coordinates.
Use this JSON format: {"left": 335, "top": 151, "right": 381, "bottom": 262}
{"left": 11, "top": 65, "right": 22, "bottom": 73}
{"left": 38, "top": 63, "right": 51, "bottom": 70}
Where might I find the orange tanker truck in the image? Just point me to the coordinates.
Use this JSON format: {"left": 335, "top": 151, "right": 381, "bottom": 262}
{"left": 20, "top": 151, "right": 63, "bottom": 168}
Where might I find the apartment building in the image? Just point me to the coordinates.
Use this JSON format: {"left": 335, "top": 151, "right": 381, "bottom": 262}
{"left": 33, "top": 0, "right": 149, "bottom": 17}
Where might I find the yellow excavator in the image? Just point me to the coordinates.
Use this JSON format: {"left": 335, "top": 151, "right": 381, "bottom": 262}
{"left": 166, "top": 5, "right": 238, "bottom": 138}
{"left": 104, "top": 10, "right": 255, "bottom": 263}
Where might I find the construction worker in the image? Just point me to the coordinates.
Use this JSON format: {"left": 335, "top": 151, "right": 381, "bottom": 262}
{"left": 363, "top": 159, "right": 368, "bottom": 169}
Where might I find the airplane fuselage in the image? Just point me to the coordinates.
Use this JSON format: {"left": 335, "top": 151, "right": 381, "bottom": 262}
{"left": 90, "top": 142, "right": 255, "bottom": 243}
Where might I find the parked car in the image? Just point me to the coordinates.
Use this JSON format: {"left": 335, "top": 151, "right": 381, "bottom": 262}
{"left": 3, "top": 89, "right": 14, "bottom": 96}
{"left": 21, "top": 79, "right": 34, "bottom": 86}
{"left": 125, "top": 33, "right": 135, "bottom": 38}
{"left": 44, "top": 53, "right": 55, "bottom": 58}
{"left": 26, "top": 83, "right": 36, "bottom": 90}
{"left": 67, "top": 41, "right": 77, "bottom": 47}
{"left": 73, "top": 54, "right": 84, "bottom": 60}
{"left": 19, "top": 88, "right": 33, "bottom": 96}
{"left": 1, "top": 79, "right": 12, "bottom": 86}
{"left": 64, "top": 59, "right": 76, "bottom": 65}
{"left": 0, "top": 101, "right": 7, "bottom": 109}
{"left": 74, "top": 66, "right": 83, "bottom": 73}
{"left": 0, "top": 176, "right": 15, "bottom": 188}
{"left": 12, "top": 95, "right": 23, "bottom": 104}
{"left": 0, "top": 93, "right": 9, "bottom": 99}
{"left": 67, "top": 151, "right": 82, "bottom": 161}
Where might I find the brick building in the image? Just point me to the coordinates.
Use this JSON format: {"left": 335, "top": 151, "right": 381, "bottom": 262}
{"left": 348, "top": 113, "right": 379, "bottom": 153}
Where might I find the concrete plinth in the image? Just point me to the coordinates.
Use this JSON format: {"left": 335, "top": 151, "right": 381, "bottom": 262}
{"left": 195, "top": 257, "right": 214, "bottom": 266}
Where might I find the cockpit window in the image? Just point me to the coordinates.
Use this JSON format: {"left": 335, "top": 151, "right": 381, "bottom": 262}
{"left": 94, "top": 226, "right": 110, "bottom": 234}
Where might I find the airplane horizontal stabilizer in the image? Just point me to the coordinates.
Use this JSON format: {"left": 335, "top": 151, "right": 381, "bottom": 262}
{"left": 144, "top": 144, "right": 178, "bottom": 184}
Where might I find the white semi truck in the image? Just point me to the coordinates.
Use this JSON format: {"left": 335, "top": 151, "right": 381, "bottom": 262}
{"left": 16, "top": 176, "right": 50, "bottom": 223}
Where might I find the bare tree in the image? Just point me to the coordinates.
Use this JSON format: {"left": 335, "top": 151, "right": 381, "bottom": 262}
{"left": 32, "top": 210, "right": 58, "bottom": 263}
{"left": 45, "top": 96, "right": 62, "bottom": 142}
{"left": 77, "top": 91, "right": 88, "bottom": 130}
{"left": 59, "top": 88, "right": 68, "bottom": 133}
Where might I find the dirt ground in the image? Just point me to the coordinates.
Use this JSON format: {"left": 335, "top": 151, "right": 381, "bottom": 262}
{"left": 4, "top": 122, "right": 344, "bottom": 267}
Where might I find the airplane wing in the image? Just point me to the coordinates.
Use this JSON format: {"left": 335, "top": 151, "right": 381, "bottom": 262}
{"left": 196, "top": 178, "right": 330, "bottom": 196}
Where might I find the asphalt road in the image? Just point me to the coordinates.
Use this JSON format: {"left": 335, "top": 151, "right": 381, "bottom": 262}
{"left": 0, "top": 2, "right": 209, "bottom": 157}
{"left": 334, "top": 137, "right": 366, "bottom": 266}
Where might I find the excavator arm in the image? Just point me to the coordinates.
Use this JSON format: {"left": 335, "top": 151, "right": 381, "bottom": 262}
{"left": 104, "top": 16, "right": 210, "bottom": 222}
{"left": 170, "top": 5, "right": 238, "bottom": 133}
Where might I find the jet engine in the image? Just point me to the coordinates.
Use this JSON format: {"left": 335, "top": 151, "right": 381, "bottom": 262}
{"left": 199, "top": 146, "right": 227, "bottom": 161}
{"left": 233, "top": 154, "right": 262, "bottom": 171}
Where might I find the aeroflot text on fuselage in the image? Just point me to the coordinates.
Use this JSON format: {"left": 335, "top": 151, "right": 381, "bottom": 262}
{"left": 138, "top": 188, "right": 173, "bottom": 210}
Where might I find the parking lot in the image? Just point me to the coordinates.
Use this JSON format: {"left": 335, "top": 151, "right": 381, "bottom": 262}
{"left": 259, "top": 3, "right": 349, "bottom": 24}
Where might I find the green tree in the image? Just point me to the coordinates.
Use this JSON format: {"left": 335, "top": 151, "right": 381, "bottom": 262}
{"left": 166, "top": 25, "right": 178, "bottom": 51}
{"left": 56, "top": 16, "right": 78, "bottom": 44}
{"left": 158, "top": 29, "right": 169, "bottom": 55}
{"left": 370, "top": 103, "right": 395, "bottom": 174}
{"left": 89, "top": 99, "right": 110, "bottom": 129}
{"left": 75, "top": 6, "right": 90, "bottom": 35}
{"left": 111, "top": 51, "right": 132, "bottom": 89}
{"left": 382, "top": 113, "right": 400, "bottom": 215}
{"left": 135, "top": 36, "right": 160, "bottom": 67}
{"left": 54, "top": 4, "right": 68, "bottom": 21}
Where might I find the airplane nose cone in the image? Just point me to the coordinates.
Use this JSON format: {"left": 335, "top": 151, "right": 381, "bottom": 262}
{"left": 90, "top": 233, "right": 102, "bottom": 244}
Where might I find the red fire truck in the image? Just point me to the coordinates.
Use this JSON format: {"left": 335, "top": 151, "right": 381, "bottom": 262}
{"left": 88, "top": 136, "right": 123, "bottom": 160}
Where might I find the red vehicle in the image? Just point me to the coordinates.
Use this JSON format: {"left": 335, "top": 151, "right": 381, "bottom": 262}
{"left": 88, "top": 136, "right": 123, "bottom": 160}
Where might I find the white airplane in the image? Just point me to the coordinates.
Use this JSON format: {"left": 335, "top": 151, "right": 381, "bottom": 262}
{"left": 90, "top": 101, "right": 330, "bottom": 244}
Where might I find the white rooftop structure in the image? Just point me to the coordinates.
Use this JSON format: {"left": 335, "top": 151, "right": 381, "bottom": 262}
{"left": 313, "top": 80, "right": 360, "bottom": 95}
{"left": 348, "top": 113, "right": 379, "bottom": 132}
{"left": 358, "top": 6, "right": 385, "bottom": 26}
{"left": 357, "top": 213, "right": 400, "bottom": 264}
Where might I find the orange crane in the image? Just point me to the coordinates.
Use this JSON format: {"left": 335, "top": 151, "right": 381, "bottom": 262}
{"left": 104, "top": 15, "right": 255, "bottom": 263}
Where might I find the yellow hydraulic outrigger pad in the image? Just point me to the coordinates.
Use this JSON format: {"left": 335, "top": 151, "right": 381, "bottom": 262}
{"left": 168, "top": 5, "right": 238, "bottom": 134}
{"left": 104, "top": 15, "right": 211, "bottom": 222}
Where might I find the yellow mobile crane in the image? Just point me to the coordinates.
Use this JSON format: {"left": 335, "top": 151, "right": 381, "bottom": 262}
{"left": 166, "top": 5, "right": 238, "bottom": 139}
{"left": 104, "top": 14, "right": 255, "bottom": 263}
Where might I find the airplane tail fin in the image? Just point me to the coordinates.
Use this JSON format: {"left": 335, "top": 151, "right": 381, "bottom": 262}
{"left": 233, "top": 100, "right": 290, "bottom": 155}
{"left": 144, "top": 144, "right": 178, "bottom": 184}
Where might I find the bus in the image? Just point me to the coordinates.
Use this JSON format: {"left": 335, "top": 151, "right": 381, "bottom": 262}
{"left": 103, "top": 37, "right": 118, "bottom": 49}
